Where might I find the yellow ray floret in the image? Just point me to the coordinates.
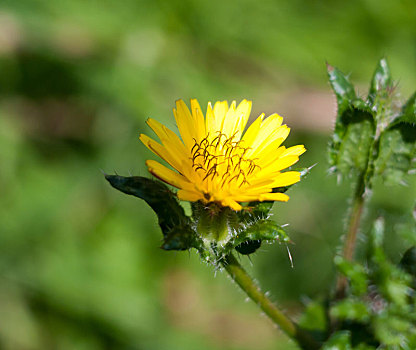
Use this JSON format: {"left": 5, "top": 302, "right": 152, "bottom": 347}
{"left": 140, "top": 99, "right": 306, "bottom": 211}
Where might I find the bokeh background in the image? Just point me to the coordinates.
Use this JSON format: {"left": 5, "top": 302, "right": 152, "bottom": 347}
{"left": 0, "top": 1, "right": 415, "bottom": 349}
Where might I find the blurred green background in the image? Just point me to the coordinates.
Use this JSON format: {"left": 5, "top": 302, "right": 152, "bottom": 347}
{"left": 0, "top": 0, "right": 415, "bottom": 349}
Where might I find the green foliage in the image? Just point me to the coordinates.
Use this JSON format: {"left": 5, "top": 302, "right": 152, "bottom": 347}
{"left": 328, "top": 58, "right": 416, "bottom": 188}
{"left": 321, "top": 219, "right": 416, "bottom": 349}
{"left": 304, "top": 60, "right": 416, "bottom": 349}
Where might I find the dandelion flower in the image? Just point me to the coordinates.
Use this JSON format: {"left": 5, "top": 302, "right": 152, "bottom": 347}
{"left": 140, "top": 99, "right": 305, "bottom": 211}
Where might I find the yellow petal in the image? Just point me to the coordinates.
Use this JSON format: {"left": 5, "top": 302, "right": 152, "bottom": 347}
{"left": 221, "top": 101, "right": 237, "bottom": 137}
{"left": 140, "top": 134, "right": 182, "bottom": 171}
{"left": 248, "top": 125, "right": 290, "bottom": 158}
{"left": 146, "top": 118, "right": 188, "bottom": 155}
{"left": 271, "top": 171, "right": 301, "bottom": 188}
{"left": 190, "top": 99, "right": 206, "bottom": 142}
{"left": 233, "top": 99, "right": 252, "bottom": 140}
{"left": 174, "top": 99, "right": 194, "bottom": 149}
{"left": 259, "top": 192, "right": 290, "bottom": 202}
{"left": 221, "top": 198, "right": 242, "bottom": 211}
{"left": 242, "top": 113, "right": 264, "bottom": 147}
{"left": 146, "top": 160, "right": 194, "bottom": 191}
{"left": 212, "top": 100, "right": 229, "bottom": 132}
{"left": 259, "top": 155, "right": 300, "bottom": 175}
{"left": 177, "top": 189, "right": 203, "bottom": 202}
{"left": 281, "top": 145, "right": 306, "bottom": 157}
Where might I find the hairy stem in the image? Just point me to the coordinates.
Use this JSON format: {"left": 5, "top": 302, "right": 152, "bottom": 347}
{"left": 222, "top": 253, "right": 320, "bottom": 350}
{"left": 335, "top": 172, "right": 366, "bottom": 299}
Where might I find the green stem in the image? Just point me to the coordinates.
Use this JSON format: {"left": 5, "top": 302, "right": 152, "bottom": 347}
{"left": 222, "top": 253, "right": 320, "bottom": 350}
{"left": 335, "top": 172, "right": 366, "bottom": 299}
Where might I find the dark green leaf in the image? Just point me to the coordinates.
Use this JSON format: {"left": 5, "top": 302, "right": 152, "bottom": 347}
{"left": 368, "top": 58, "right": 392, "bottom": 105}
{"left": 105, "top": 175, "right": 194, "bottom": 248}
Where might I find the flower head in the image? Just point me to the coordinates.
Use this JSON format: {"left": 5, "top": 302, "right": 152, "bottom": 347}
{"left": 140, "top": 99, "right": 305, "bottom": 211}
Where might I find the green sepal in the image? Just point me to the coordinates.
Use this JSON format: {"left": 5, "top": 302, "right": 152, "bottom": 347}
{"left": 368, "top": 58, "right": 392, "bottom": 106}
{"left": 195, "top": 205, "right": 234, "bottom": 244}
{"left": 235, "top": 219, "right": 290, "bottom": 246}
{"left": 105, "top": 175, "right": 195, "bottom": 250}
{"left": 373, "top": 93, "right": 416, "bottom": 186}
{"left": 244, "top": 201, "right": 274, "bottom": 219}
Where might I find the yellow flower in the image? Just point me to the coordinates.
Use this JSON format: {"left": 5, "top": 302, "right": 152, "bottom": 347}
{"left": 140, "top": 99, "right": 305, "bottom": 211}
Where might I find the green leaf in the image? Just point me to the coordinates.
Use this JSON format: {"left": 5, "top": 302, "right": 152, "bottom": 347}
{"left": 298, "top": 300, "right": 327, "bottom": 332}
{"left": 334, "top": 256, "right": 368, "bottom": 296}
{"left": 373, "top": 97, "right": 416, "bottom": 185}
{"left": 327, "top": 63, "right": 357, "bottom": 115}
{"left": 368, "top": 58, "right": 392, "bottom": 105}
{"left": 329, "top": 107, "right": 375, "bottom": 177}
{"left": 330, "top": 300, "right": 370, "bottom": 322}
{"left": 322, "top": 331, "right": 352, "bottom": 350}
{"left": 105, "top": 175, "right": 195, "bottom": 249}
